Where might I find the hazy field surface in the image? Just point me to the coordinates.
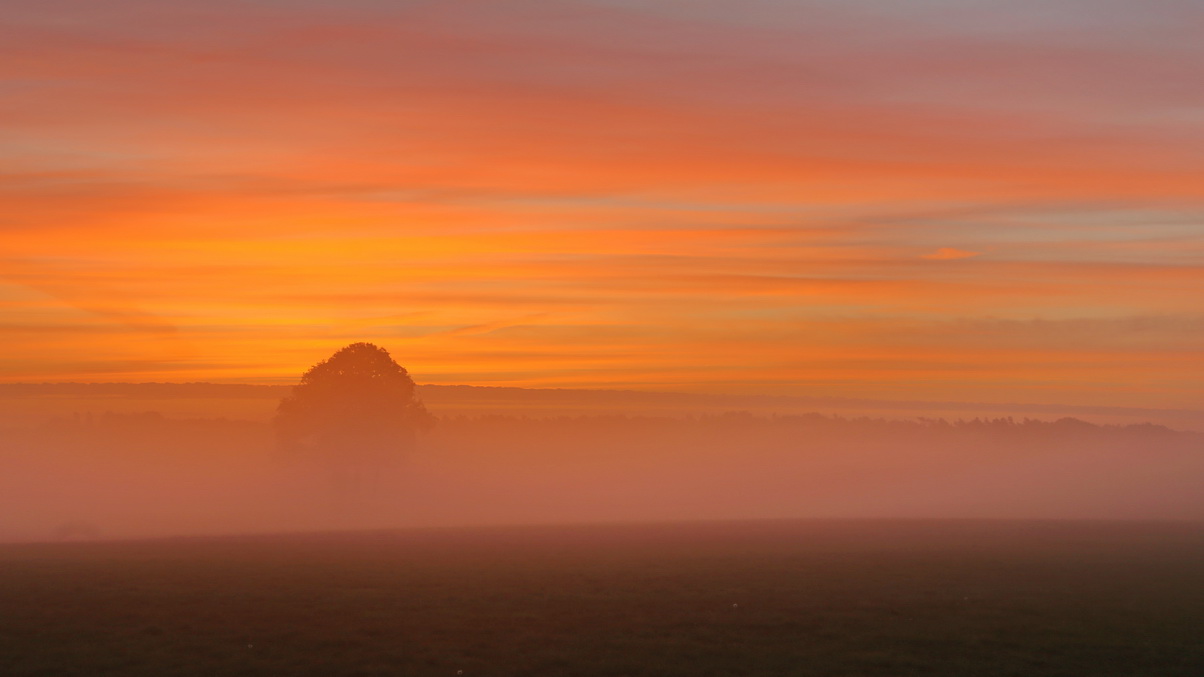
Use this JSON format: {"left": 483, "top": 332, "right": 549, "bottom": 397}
{"left": 2, "top": 520, "right": 1202, "bottom": 676}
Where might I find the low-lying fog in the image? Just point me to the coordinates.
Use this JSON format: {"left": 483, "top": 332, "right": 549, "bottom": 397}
{"left": 2, "top": 399, "right": 1201, "bottom": 542}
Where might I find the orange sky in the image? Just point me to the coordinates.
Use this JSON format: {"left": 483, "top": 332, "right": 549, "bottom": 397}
{"left": 2, "top": 0, "right": 1202, "bottom": 408}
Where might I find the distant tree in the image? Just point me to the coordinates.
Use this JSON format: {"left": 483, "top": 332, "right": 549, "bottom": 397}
{"left": 274, "top": 343, "right": 434, "bottom": 473}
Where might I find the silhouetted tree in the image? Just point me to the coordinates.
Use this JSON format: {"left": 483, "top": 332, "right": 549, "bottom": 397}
{"left": 274, "top": 343, "right": 433, "bottom": 472}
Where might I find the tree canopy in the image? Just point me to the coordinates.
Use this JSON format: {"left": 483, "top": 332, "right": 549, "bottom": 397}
{"left": 274, "top": 343, "right": 433, "bottom": 461}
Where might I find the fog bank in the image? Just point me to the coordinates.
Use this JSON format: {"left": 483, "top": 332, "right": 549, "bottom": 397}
{"left": 2, "top": 412, "right": 1201, "bottom": 542}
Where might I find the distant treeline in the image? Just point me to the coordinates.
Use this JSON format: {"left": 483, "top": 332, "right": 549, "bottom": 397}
{"left": 433, "top": 411, "right": 1192, "bottom": 444}
{"left": 12, "top": 409, "right": 1189, "bottom": 443}
{"left": 3, "top": 383, "right": 1198, "bottom": 427}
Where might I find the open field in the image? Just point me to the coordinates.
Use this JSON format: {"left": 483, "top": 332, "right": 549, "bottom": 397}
{"left": 2, "top": 520, "right": 1202, "bottom": 676}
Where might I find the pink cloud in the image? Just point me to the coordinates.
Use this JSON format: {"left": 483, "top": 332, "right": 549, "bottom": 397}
{"left": 922, "top": 247, "right": 981, "bottom": 261}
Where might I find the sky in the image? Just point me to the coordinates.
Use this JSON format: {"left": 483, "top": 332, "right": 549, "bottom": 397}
{"left": 2, "top": 0, "right": 1202, "bottom": 408}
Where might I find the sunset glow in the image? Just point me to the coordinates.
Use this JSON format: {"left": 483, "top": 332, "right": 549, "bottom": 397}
{"left": 3, "top": 0, "right": 1201, "bottom": 408}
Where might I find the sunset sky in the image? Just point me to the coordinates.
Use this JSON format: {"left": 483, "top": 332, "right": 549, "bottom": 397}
{"left": 2, "top": 0, "right": 1202, "bottom": 408}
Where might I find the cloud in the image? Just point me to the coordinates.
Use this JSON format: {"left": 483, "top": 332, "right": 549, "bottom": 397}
{"left": 922, "top": 247, "right": 981, "bottom": 260}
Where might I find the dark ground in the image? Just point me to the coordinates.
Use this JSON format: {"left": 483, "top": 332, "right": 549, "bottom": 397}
{"left": 1, "top": 520, "right": 1202, "bottom": 676}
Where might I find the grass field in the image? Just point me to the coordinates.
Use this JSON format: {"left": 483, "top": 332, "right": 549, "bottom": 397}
{"left": 2, "top": 520, "right": 1202, "bottom": 676}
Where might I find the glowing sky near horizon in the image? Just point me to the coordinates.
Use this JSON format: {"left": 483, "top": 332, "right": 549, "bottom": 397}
{"left": 2, "top": 0, "right": 1202, "bottom": 407}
